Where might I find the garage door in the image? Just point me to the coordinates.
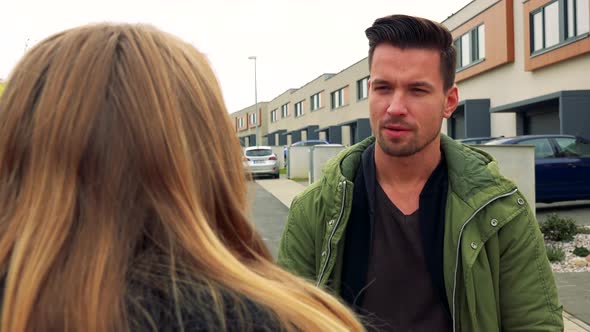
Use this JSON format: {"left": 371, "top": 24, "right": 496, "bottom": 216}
{"left": 450, "top": 109, "right": 465, "bottom": 139}
{"left": 524, "top": 109, "right": 559, "bottom": 135}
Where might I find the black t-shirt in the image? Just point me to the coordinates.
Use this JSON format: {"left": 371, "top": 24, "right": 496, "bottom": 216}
{"left": 359, "top": 183, "right": 452, "bottom": 332}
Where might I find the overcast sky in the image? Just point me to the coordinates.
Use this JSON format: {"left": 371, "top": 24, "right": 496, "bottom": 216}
{"left": 1, "top": 0, "right": 471, "bottom": 113}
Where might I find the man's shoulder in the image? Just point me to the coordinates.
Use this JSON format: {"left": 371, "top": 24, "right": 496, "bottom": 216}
{"left": 290, "top": 181, "right": 324, "bottom": 210}
{"left": 441, "top": 135, "right": 517, "bottom": 199}
{"left": 290, "top": 137, "right": 374, "bottom": 210}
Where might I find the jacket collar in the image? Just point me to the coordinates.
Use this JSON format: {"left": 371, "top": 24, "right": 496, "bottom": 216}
{"left": 322, "top": 134, "right": 516, "bottom": 210}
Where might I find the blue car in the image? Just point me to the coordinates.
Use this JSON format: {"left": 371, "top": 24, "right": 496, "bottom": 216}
{"left": 485, "top": 135, "right": 590, "bottom": 203}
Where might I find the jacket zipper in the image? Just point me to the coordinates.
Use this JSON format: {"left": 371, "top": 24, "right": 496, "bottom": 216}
{"left": 316, "top": 180, "right": 347, "bottom": 287}
{"left": 451, "top": 188, "right": 518, "bottom": 332}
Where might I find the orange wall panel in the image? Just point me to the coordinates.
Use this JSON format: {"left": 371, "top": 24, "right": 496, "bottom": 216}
{"left": 523, "top": 0, "right": 590, "bottom": 70}
{"left": 452, "top": 0, "right": 515, "bottom": 82}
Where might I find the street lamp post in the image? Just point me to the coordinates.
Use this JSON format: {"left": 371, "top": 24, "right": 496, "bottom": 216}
{"left": 248, "top": 56, "right": 259, "bottom": 147}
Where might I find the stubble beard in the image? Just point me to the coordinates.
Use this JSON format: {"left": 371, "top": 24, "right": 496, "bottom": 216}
{"left": 376, "top": 126, "right": 441, "bottom": 157}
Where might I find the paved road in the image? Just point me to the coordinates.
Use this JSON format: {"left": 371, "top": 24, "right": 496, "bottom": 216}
{"left": 249, "top": 181, "right": 590, "bottom": 325}
{"left": 555, "top": 273, "right": 590, "bottom": 325}
{"left": 248, "top": 181, "right": 288, "bottom": 260}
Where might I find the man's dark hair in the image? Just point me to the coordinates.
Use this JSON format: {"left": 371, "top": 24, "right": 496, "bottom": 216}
{"left": 365, "top": 14, "right": 456, "bottom": 91}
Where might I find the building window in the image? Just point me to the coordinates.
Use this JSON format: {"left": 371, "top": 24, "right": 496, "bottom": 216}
{"left": 477, "top": 25, "right": 485, "bottom": 60}
{"left": 238, "top": 117, "right": 244, "bottom": 129}
{"left": 454, "top": 24, "right": 485, "bottom": 69}
{"left": 310, "top": 92, "right": 322, "bottom": 111}
{"left": 531, "top": 0, "right": 590, "bottom": 54}
{"left": 574, "top": 0, "right": 590, "bottom": 37}
{"left": 281, "top": 103, "right": 289, "bottom": 118}
{"left": 270, "top": 109, "right": 277, "bottom": 122}
{"left": 331, "top": 88, "right": 345, "bottom": 109}
{"left": 294, "top": 101, "right": 304, "bottom": 117}
{"left": 248, "top": 112, "right": 257, "bottom": 126}
{"left": 357, "top": 77, "right": 369, "bottom": 100}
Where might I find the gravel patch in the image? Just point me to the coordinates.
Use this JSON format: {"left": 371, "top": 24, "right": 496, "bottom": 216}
{"left": 547, "top": 226, "right": 590, "bottom": 272}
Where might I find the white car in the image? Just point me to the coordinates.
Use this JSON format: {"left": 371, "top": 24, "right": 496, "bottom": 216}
{"left": 244, "top": 146, "right": 280, "bottom": 179}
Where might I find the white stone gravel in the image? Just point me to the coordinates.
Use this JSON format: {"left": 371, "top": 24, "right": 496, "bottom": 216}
{"left": 547, "top": 226, "right": 590, "bottom": 272}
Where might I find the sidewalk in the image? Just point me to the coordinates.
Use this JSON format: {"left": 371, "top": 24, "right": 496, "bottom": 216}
{"left": 256, "top": 176, "right": 590, "bottom": 331}
{"left": 256, "top": 177, "right": 308, "bottom": 208}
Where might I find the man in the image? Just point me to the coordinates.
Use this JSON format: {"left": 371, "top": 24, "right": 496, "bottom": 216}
{"left": 278, "top": 15, "right": 563, "bottom": 331}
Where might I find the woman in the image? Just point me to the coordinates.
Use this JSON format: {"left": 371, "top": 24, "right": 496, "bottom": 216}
{"left": 0, "top": 24, "right": 364, "bottom": 331}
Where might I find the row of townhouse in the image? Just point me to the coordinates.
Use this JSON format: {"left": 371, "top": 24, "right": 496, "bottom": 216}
{"left": 231, "top": 59, "right": 372, "bottom": 147}
{"left": 232, "top": 101, "right": 269, "bottom": 146}
{"left": 231, "top": 0, "right": 590, "bottom": 148}
{"left": 263, "top": 60, "right": 372, "bottom": 147}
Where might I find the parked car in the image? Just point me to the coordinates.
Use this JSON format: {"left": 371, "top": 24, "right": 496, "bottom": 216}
{"left": 457, "top": 136, "right": 502, "bottom": 145}
{"left": 484, "top": 135, "right": 590, "bottom": 203}
{"left": 244, "top": 146, "right": 280, "bottom": 179}
{"left": 284, "top": 139, "right": 330, "bottom": 162}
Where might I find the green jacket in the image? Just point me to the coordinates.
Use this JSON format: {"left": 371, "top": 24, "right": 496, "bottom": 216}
{"left": 278, "top": 135, "right": 563, "bottom": 331}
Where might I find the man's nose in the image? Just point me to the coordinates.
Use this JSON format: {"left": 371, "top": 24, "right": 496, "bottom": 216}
{"left": 386, "top": 91, "right": 408, "bottom": 116}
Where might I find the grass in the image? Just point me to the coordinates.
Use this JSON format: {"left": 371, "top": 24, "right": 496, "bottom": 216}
{"left": 279, "top": 168, "right": 307, "bottom": 182}
{"left": 545, "top": 244, "right": 566, "bottom": 262}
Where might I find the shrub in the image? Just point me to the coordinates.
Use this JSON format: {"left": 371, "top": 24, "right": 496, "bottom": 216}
{"left": 573, "top": 246, "right": 590, "bottom": 257}
{"left": 545, "top": 245, "right": 566, "bottom": 262}
{"left": 540, "top": 214, "right": 577, "bottom": 241}
{"left": 576, "top": 226, "right": 590, "bottom": 235}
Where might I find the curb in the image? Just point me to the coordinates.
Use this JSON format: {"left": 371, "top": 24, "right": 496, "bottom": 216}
{"left": 565, "top": 311, "right": 590, "bottom": 331}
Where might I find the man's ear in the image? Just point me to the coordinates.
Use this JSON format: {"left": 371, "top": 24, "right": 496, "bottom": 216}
{"left": 443, "top": 85, "right": 459, "bottom": 119}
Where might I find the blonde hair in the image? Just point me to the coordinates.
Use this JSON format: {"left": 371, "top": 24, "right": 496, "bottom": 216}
{"left": 0, "top": 24, "right": 364, "bottom": 331}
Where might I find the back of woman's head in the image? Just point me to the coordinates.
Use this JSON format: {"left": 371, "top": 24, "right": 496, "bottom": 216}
{"left": 0, "top": 24, "right": 363, "bottom": 331}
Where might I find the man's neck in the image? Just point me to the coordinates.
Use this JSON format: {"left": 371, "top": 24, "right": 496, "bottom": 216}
{"left": 375, "top": 138, "right": 442, "bottom": 190}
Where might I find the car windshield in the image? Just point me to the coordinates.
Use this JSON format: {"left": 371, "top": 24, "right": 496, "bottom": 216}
{"left": 245, "top": 149, "right": 272, "bottom": 157}
{"left": 307, "top": 141, "right": 327, "bottom": 146}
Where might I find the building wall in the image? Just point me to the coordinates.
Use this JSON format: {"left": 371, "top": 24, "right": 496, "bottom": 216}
{"left": 267, "top": 88, "right": 297, "bottom": 132}
{"left": 229, "top": 102, "right": 269, "bottom": 146}
{"left": 452, "top": 0, "right": 515, "bottom": 82}
{"left": 265, "top": 59, "right": 371, "bottom": 144}
{"left": 444, "top": 0, "right": 502, "bottom": 31}
{"left": 274, "top": 74, "right": 333, "bottom": 133}
{"left": 444, "top": 0, "right": 590, "bottom": 137}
